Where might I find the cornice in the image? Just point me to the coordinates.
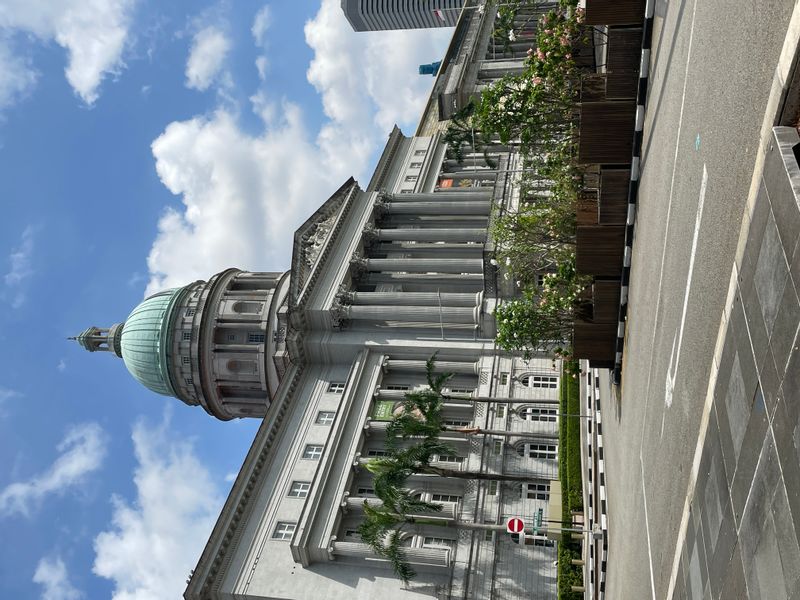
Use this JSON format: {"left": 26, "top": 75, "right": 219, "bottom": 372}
{"left": 184, "top": 364, "right": 305, "bottom": 600}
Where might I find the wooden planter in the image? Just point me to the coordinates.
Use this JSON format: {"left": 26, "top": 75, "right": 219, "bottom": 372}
{"left": 607, "top": 27, "right": 644, "bottom": 99}
{"left": 578, "top": 101, "right": 636, "bottom": 164}
{"left": 573, "top": 321, "right": 617, "bottom": 363}
{"left": 576, "top": 225, "right": 625, "bottom": 276}
{"left": 585, "top": 0, "right": 645, "bottom": 26}
{"left": 599, "top": 168, "right": 630, "bottom": 224}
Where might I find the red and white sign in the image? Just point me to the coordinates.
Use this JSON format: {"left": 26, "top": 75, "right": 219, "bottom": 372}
{"left": 506, "top": 517, "right": 524, "bottom": 534}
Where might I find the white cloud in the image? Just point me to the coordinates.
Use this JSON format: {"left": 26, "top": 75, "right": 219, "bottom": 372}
{"left": 57, "top": 359, "right": 67, "bottom": 373}
{"left": 93, "top": 411, "right": 223, "bottom": 600}
{"left": 0, "top": 36, "right": 37, "bottom": 111}
{"left": 144, "top": 0, "right": 451, "bottom": 294}
{"left": 4, "top": 224, "right": 35, "bottom": 308}
{"left": 185, "top": 26, "right": 230, "bottom": 91}
{"left": 33, "top": 556, "right": 82, "bottom": 600}
{"left": 0, "top": 0, "right": 135, "bottom": 104}
{"left": 0, "top": 387, "right": 21, "bottom": 417}
{"left": 0, "top": 423, "right": 107, "bottom": 517}
{"left": 251, "top": 5, "right": 271, "bottom": 47}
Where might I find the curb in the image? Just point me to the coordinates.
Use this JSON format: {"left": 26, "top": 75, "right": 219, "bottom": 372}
{"left": 612, "top": 0, "right": 656, "bottom": 385}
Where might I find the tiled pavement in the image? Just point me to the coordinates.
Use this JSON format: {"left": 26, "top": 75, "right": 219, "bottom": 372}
{"left": 669, "top": 127, "right": 800, "bottom": 600}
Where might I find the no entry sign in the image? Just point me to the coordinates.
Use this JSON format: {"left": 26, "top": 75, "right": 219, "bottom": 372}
{"left": 506, "top": 517, "right": 524, "bottom": 534}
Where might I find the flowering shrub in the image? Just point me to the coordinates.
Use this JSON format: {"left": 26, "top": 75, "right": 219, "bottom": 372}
{"left": 494, "top": 255, "right": 590, "bottom": 359}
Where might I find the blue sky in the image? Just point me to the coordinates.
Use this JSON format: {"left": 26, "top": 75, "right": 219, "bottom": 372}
{"left": 0, "top": 1, "right": 451, "bottom": 598}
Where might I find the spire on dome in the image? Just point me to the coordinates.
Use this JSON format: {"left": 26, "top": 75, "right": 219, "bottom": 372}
{"left": 71, "top": 323, "right": 124, "bottom": 357}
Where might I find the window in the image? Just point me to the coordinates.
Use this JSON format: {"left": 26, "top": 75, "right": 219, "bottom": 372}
{"left": 531, "top": 537, "right": 556, "bottom": 547}
{"left": 328, "top": 382, "right": 346, "bottom": 394}
{"left": 182, "top": 356, "right": 190, "bottom": 365}
{"left": 405, "top": 175, "right": 418, "bottom": 182}
{"left": 493, "top": 439, "right": 503, "bottom": 455}
{"left": 400, "top": 189, "right": 413, "bottom": 193}
{"left": 367, "top": 449, "right": 390, "bottom": 457}
{"left": 520, "top": 375, "right": 558, "bottom": 389}
{"left": 484, "top": 530, "right": 495, "bottom": 542}
{"left": 519, "top": 406, "right": 558, "bottom": 422}
{"left": 357, "top": 487, "right": 375, "bottom": 496}
{"left": 288, "top": 481, "right": 311, "bottom": 498}
{"left": 410, "top": 162, "right": 422, "bottom": 169}
{"left": 233, "top": 301, "right": 263, "bottom": 314}
{"left": 500, "top": 372, "right": 509, "bottom": 385}
{"left": 488, "top": 481, "right": 498, "bottom": 496}
{"left": 315, "top": 411, "right": 335, "bottom": 425}
{"left": 423, "top": 536, "right": 454, "bottom": 549}
{"left": 185, "top": 308, "right": 196, "bottom": 317}
{"left": 272, "top": 522, "right": 296, "bottom": 540}
{"left": 302, "top": 445, "right": 323, "bottom": 460}
{"left": 519, "top": 442, "right": 557, "bottom": 460}
{"left": 248, "top": 332, "right": 266, "bottom": 343}
{"left": 448, "top": 388, "right": 474, "bottom": 396}
{"left": 386, "top": 384, "right": 409, "bottom": 391}
{"left": 228, "top": 334, "right": 236, "bottom": 341}
{"left": 443, "top": 419, "right": 471, "bottom": 427}
{"left": 435, "top": 454, "right": 464, "bottom": 464}
{"left": 431, "top": 494, "right": 461, "bottom": 503}
{"left": 414, "top": 149, "right": 426, "bottom": 156}
{"left": 496, "top": 405, "right": 506, "bottom": 419}
{"left": 526, "top": 482, "right": 550, "bottom": 500}
{"left": 185, "top": 377, "right": 193, "bottom": 386}
{"left": 182, "top": 331, "right": 192, "bottom": 341}
{"left": 344, "top": 529, "right": 361, "bottom": 540}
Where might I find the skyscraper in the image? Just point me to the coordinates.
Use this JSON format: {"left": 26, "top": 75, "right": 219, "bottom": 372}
{"left": 341, "top": 0, "right": 463, "bottom": 31}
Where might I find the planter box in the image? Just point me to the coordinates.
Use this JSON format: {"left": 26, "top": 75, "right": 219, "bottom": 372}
{"left": 606, "top": 27, "right": 643, "bottom": 99}
{"left": 576, "top": 225, "right": 625, "bottom": 276}
{"left": 578, "top": 101, "right": 636, "bottom": 164}
{"left": 599, "top": 168, "right": 630, "bottom": 224}
{"left": 592, "top": 279, "right": 621, "bottom": 323}
{"left": 573, "top": 321, "right": 617, "bottom": 361}
{"left": 585, "top": 0, "right": 645, "bottom": 26}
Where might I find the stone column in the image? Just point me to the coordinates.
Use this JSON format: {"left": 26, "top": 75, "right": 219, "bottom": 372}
{"left": 385, "top": 191, "right": 492, "bottom": 202}
{"left": 384, "top": 359, "right": 479, "bottom": 374}
{"left": 373, "top": 228, "right": 486, "bottom": 243}
{"left": 365, "top": 258, "right": 483, "bottom": 273}
{"left": 351, "top": 291, "right": 479, "bottom": 307}
{"left": 385, "top": 201, "right": 490, "bottom": 215}
{"left": 345, "top": 305, "right": 477, "bottom": 324}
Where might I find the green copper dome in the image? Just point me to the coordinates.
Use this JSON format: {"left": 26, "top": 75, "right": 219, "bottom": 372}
{"left": 120, "top": 287, "right": 187, "bottom": 397}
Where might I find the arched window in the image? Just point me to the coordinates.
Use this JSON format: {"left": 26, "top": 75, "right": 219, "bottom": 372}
{"left": 518, "top": 406, "right": 558, "bottom": 422}
{"left": 517, "top": 441, "right": 557, "bottom": 460}
{"left": 232, "top": 301, "right": 263, "bottom": 314}
{"left": 519, "top": 374, "right": 558, "bottom": 389}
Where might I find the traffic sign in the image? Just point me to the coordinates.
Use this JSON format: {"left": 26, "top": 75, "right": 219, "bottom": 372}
{"left": 533, "top": 508, "right": 543, "bottom": 533}
{"left": 506, "top": 517, "right": 524, "bottom": 534}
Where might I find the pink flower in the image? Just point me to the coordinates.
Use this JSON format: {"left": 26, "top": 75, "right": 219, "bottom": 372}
{"left": 546, "top": 51, "right": 551, "bottom": 58}
{"left": 544, "top": 29, "right": 552, "bottom": 34}
{"left": 527, "top": 47, "right": 533, "bottom": 56}
{"left": 560, "top": 35, "right": 570, "bottom": 45}
{"left": 565, "top": 53, "right": 572, "bottom": 59}
{"left": 536, "top": 49, "right": 545, "bottom": 60}
{"left": 532, "top": 76, "right": 542, "bottom": 86}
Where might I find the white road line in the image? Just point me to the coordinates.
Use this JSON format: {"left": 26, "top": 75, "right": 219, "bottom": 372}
{"left": 642, "top": 0, "right": 700, "bottom": 433}
{"left": 641, "top": 457, "right": 658, "bottom": 600}
{"left": 665, "top": 165, "right": 708, "bottom": 409}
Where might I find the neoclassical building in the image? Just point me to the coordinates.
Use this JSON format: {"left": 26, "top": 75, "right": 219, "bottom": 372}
{"left": 76, "top": 2, "right": 565, "bottom": 599}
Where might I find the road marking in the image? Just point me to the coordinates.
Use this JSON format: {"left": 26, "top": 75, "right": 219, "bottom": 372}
{"left": 665, "top": 165, "right": 708, "bottom": 410}
{"left": 642, "top": 0, "right": 700, "bottom": 419}
{"left": 695, "top": 133, "right": 701, "bottom": 151}
{"left": 641, "top": 457, "right": 658, "bottom": 600}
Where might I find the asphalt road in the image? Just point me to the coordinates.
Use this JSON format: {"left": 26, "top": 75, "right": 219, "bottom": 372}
{"left": 600, "top": 0, "right": 797, "bottom": 598}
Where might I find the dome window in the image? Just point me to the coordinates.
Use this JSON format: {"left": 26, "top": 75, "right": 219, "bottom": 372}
{"left": 232, "top": 301, "right": 263, "bottom": 314}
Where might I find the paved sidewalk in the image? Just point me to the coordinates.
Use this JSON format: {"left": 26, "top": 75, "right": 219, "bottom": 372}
{"left": 665, "top": 127, "right": 800, "bottom": 600}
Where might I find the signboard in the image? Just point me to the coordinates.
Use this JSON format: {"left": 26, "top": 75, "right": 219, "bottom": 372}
{"left": 438, "top": 178, "right": 453, "bottom": 188}
{"left": 371, "top": 400, "right": 396, "bottom": 421}
{"left": 533, "top": 508, "right": 543, "bottom": 534}
{"left": 506, "top": 517, "right": 524, "bottom": 534}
